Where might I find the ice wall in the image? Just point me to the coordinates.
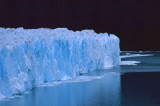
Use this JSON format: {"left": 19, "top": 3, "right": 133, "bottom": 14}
{"left": 0, "top": 28, "right": 120, "bottom": 99}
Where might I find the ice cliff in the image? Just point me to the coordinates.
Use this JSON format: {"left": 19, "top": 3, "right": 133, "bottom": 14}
{"left": 0, "top": 28, "right": 120, "bottom": 100}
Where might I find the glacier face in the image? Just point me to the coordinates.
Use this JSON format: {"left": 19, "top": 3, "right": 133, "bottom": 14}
{"left": 0, "top": 28, "right": 120, "bottom": 100}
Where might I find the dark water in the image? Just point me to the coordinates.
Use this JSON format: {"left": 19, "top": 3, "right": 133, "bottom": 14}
{"left": 0, "top": 51, "right": 160, "bottom": 106}
{"left": 122, "top": 72, "right": 160, "bottom": 106}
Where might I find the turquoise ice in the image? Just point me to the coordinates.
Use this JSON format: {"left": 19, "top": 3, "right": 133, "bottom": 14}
{"left": 0, "top": 28, "right": 120, "bottom": 100}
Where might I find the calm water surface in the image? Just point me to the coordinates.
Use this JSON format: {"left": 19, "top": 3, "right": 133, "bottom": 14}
{"left": 0, "top": 51, "right": 160, "bottom": 106}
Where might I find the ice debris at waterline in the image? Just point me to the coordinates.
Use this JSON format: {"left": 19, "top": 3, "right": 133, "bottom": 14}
{"left": 0, "top": 28, "right": 120, "bottom": 100}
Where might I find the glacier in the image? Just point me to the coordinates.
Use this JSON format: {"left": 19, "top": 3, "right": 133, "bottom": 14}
{"left": 0, "top": 28, "right": 120, "bottom": 100}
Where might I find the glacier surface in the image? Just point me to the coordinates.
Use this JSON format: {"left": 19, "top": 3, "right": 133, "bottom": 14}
{"left": 0, "top": 28, "right": 120, "bottom": 100}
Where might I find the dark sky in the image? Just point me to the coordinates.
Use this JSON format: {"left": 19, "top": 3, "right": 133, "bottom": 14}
{"left": 0, "top": 0, "right": 160, "bottom": 50}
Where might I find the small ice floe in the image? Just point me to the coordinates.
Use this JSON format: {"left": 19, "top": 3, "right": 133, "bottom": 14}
{"left": 119, "top": 61, "right": 141, "bottom": 65}
{"left": 120, "top": 54, "right": 154, "bottom": 59}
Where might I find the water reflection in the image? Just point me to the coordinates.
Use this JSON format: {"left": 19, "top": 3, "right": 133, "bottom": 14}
{"left": 0, "top": 68, "right": 121, "bottom": 106}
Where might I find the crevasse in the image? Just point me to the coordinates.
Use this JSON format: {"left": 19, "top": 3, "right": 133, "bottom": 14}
{"left": 0, "top": 28, "right": 120, "bottom": 100}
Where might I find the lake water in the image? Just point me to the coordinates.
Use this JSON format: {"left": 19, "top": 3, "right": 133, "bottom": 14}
{"left": 0, "top": 51, "right": 160, "bottom": 106}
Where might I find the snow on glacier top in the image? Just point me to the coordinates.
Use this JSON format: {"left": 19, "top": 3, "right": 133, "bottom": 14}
{"left": 0, "top": 27, "right": 118, "bottom": 50}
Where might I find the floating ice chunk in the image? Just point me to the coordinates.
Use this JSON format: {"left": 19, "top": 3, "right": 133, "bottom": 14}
{"left": 119, "top": 61, "right": 141, "bottom": 65}
{"left": 120, "top": 54, "right": 153, "bottom": 59}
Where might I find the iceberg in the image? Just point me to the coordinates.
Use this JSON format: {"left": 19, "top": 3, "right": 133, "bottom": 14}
{"left": 0, "top": 28, "right": 120, "bottom": 100}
